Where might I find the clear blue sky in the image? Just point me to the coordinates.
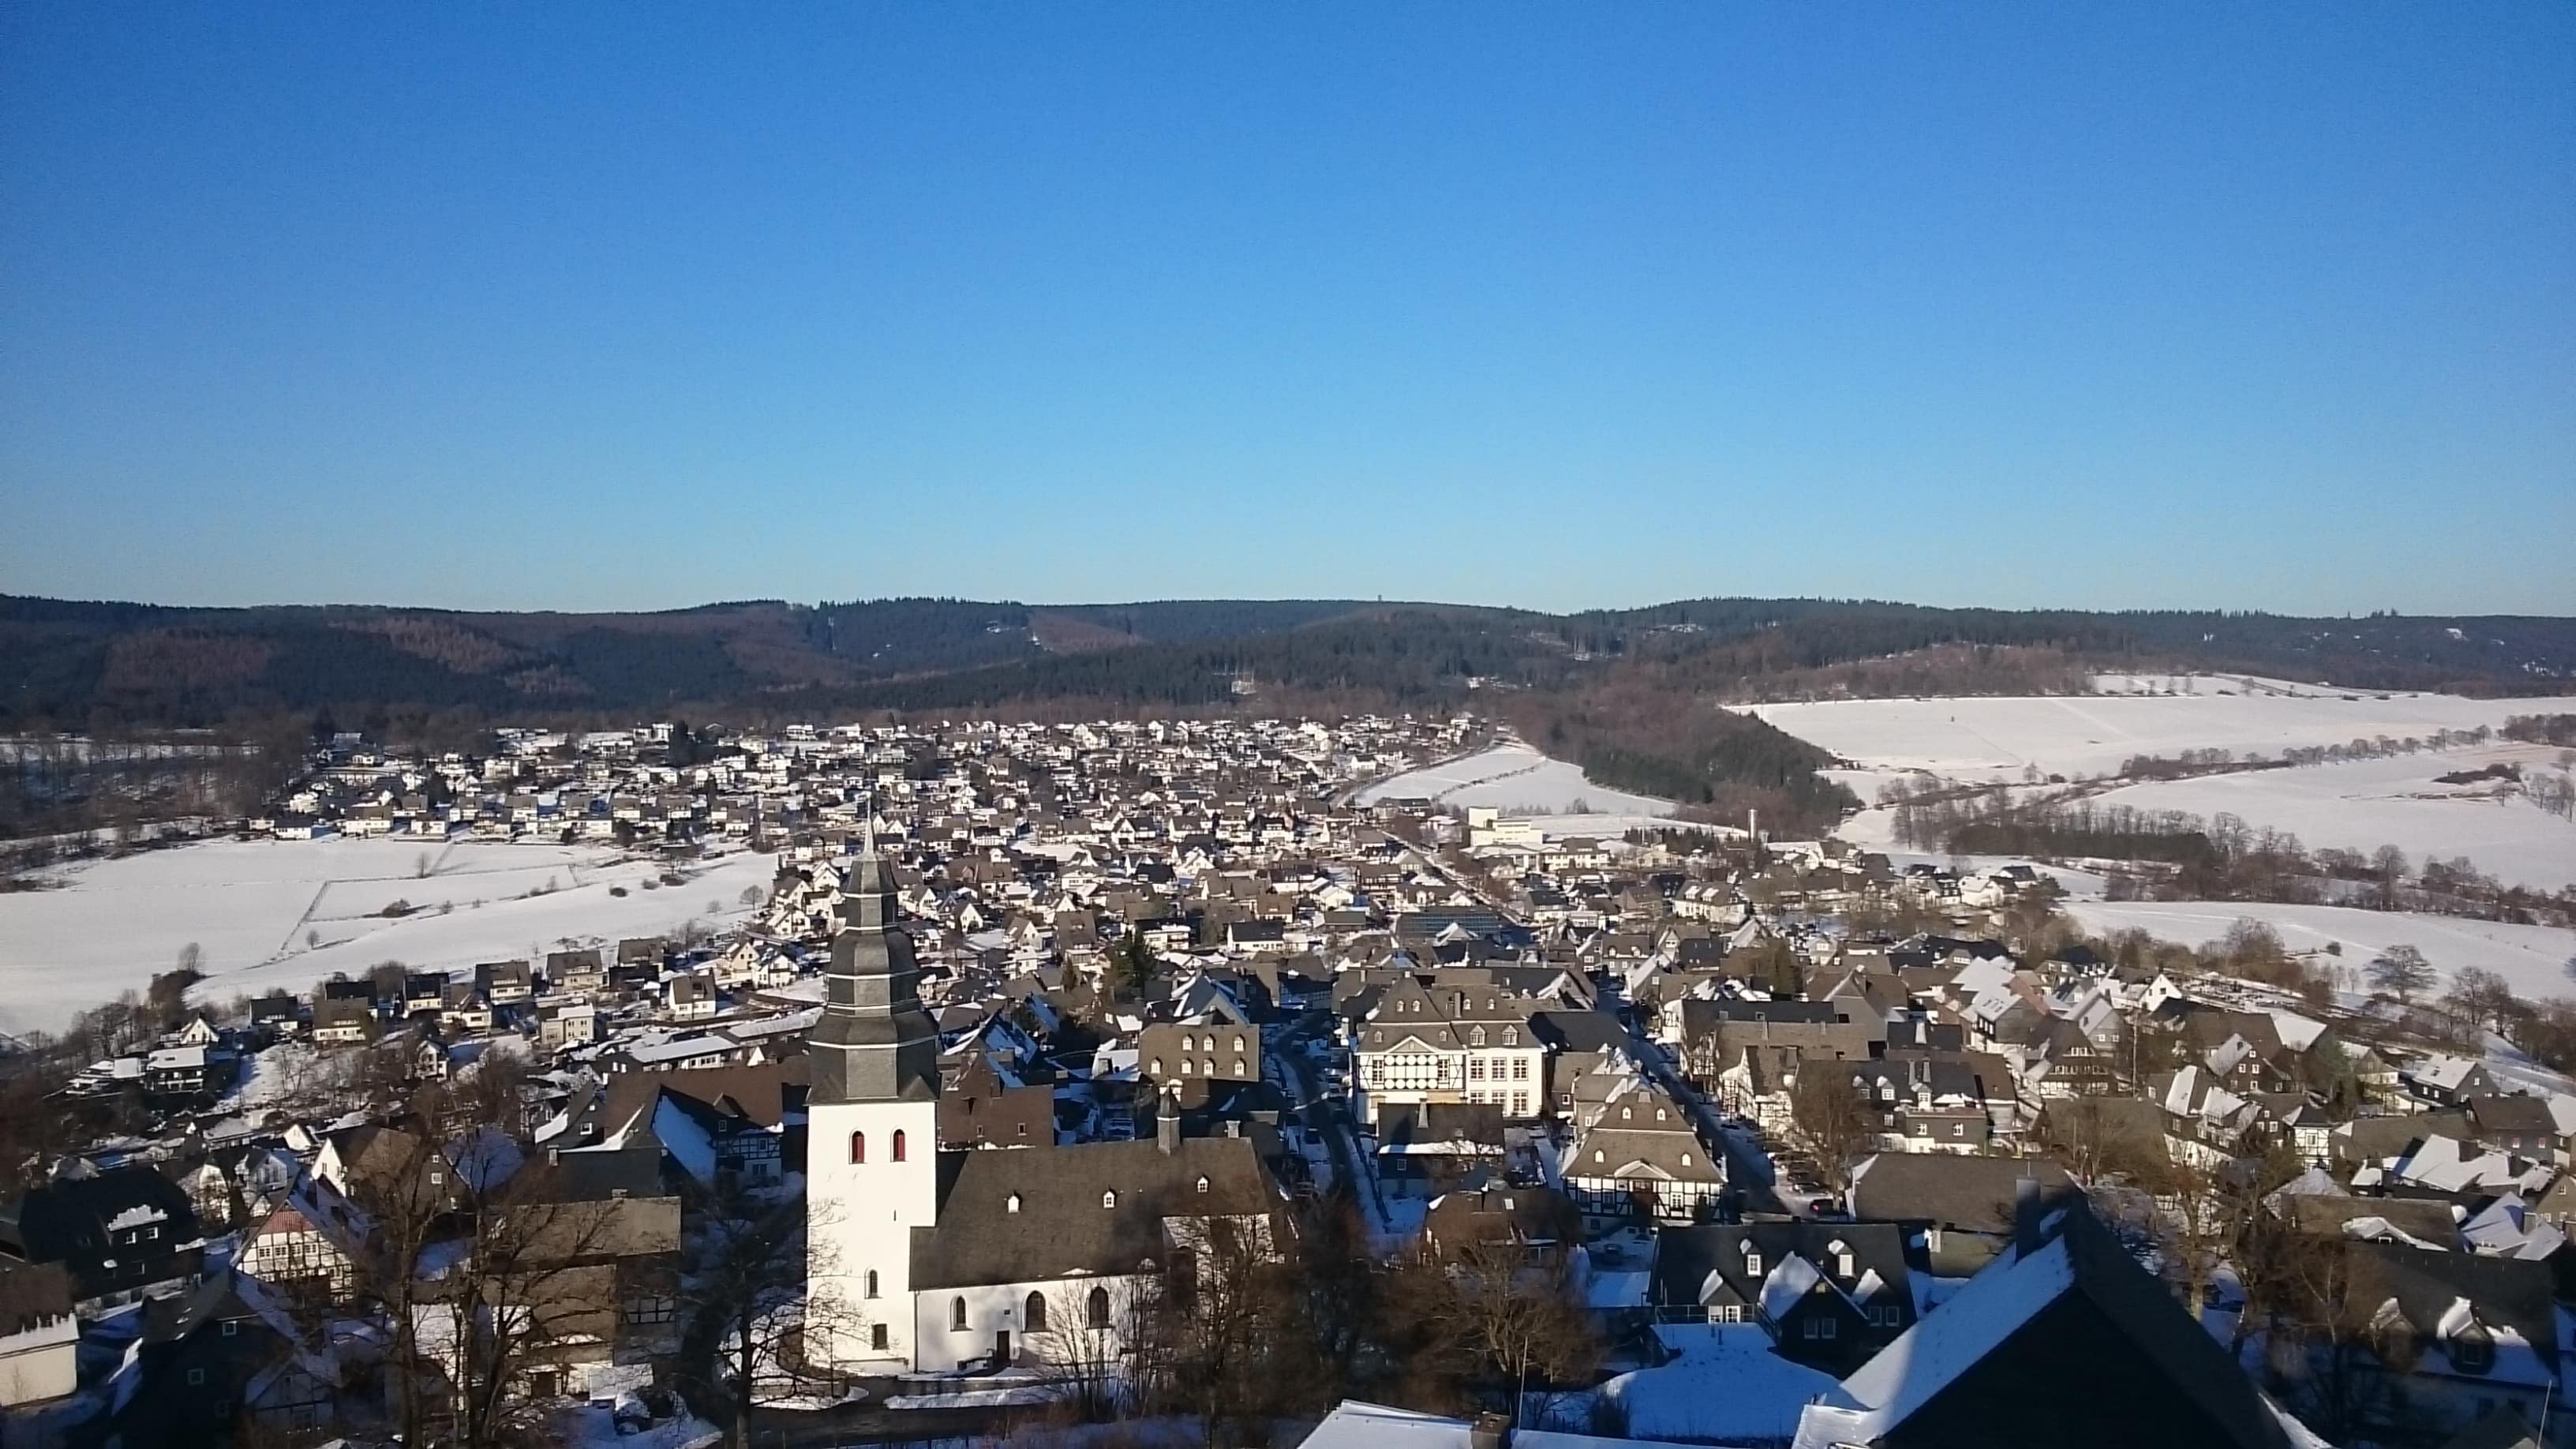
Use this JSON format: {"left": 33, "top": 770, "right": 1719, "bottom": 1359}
{"left": 3, "top": 4, "right": 2570, "bottom": 616}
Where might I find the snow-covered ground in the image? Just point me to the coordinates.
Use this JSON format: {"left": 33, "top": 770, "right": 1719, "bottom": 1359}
{"left": 1744, "top": 685, "right": 2576, "bottom": 783}
{"left": 0, "top": 837, "right": 775, "bottom": 1035}
{"left": 2064, "top": 900, "right": 2576, "bottom": 1002}
{"left": 2087, "top": 744, "right": 2575, "bottom": 893}
{"left": 1597, "top": 1323, "right": 1843, "bottom": 1443}
{"left": 1357, "top": 742, "right": 1678, "bottom": 830}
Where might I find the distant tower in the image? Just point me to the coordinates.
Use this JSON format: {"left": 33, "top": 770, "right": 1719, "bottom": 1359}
{"left": 805, "top": 811, "right": 940, "bottom": 1368}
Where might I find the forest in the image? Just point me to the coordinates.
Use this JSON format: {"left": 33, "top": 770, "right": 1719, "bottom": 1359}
{"left": 8, "top": 592, "right": 2573, "bottom": 839}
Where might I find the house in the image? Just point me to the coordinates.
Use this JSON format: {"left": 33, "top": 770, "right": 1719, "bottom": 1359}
{"left": 409, "top": 1148, "right": 683, "bottom": 1404}
{"left": 2406, "top": 1055, "right": 2501, "bottom": 1108}
{"left": 1373, "top": 1103, "right": 1507, "bottom": 1196}
{"left": 1419, "top": 1176, "right": 1582, "bottom": 1263}
{"left": 547, "top": 949, "right": 608, "bottom": 995}
{"left": 665, "top": 973, "right": 717, "bottom": 1021}
{"left": 1790, "top": 1203, "right": 2320, "bottom": 1449}
{"left": 2323, "top": 1240, "right": 2567, "bottom": 1444}
{"left": 1137, "top": 1020, "right": 1261, "bottom": 1085}
{"left": 0, "top": 1165, "right": 204, "bottom": 1305}
{"left": 538, "top": 1002, "right": 599, "bottom": 1049}
{"left": 248, "top": 994, "right": 303, "bottom": 1037}
{"left": 144, "top": 1043, "right": 235, "bottom": 1099}
{"left": 0, "top": 1260, "right": 77, "bottom": 1406}
{"left": 235, "top": 1196, "right": 364, "bottom": 1304}
{"left": 312, "top": 993, "right": 376, "bottom": 1047}
{"left": 1652, "top": 1220, "right": 1916, "bottom": 1373}
{"left": 938, "top": 1053, "right": 1055, "bottom": 1151}
{"left": 1563, "top": 1076, "right": 1726, "bottom": 1222}
{"left": 476, "top": 959, "right": 535, "bottom": 1005}
{"left": 97, "top": 1272, "right": 339, "bottom": 1447}
{"left": 2466, "top": 1095, "right": 2559, "bottom": 1159}
{"left": 1846, "top": 1153, "right": 2077, "bottom": 1276}
{"left": 1353, "top": 973, "right": 1548, "bottom": 1123}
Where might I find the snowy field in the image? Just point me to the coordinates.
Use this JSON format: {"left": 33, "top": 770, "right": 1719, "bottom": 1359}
{"left": 2064, "top": 900, "right": 2576, "bottom": 1002}
{"left": 1357, "top": 742, "right": 1679, "bottom": 831}
{"left": 2089, "top": 744, "right": 2576, "bottom": 893}
{"left": 0, "top": 837, "right": 775, "bottom": 1035}
{"left": 1744, "top": 684, "right": 2576, "bottom": 783}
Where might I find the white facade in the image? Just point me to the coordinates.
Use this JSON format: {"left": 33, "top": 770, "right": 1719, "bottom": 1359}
{"left": 0, "top": 1317, "right": 77, "bottom": 1406}
{"left": 807, "top": 1095, "right": 939, "bottom": 1368}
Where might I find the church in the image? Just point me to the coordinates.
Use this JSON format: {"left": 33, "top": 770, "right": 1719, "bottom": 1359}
{"left": 804, "top": 833, "right": 1285, "bottom": 1375}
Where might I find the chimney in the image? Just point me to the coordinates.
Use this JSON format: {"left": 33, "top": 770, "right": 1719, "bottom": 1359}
{"left": 2012, "top": 1167, "right": 2042, "bottom": 1259}
{"left": 1158, "top": 1086, "right": 1181, "bottom": 1155}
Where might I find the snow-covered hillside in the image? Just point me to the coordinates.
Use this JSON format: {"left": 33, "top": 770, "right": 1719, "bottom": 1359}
{"left": 2064, "top": 900, "right": 2576, "bottom": 1002}
{"left": 1746, "top": 679, "right": 2576, "bottom": 892}
{"left": 1743, "top": 686, "right": 2576, "bottom": 783}
{"left": 0, "top": 838, "right": 776, "bottom": 1036}
{"left": 1357, "top": 741, "right": 1678, "bottom": 836}
{"left": 2089, "top": 744, "right": 2575, "bottom": 893}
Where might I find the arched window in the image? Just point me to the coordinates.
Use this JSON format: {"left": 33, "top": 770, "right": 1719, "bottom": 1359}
{"left": 1024, "top": 1291, "right": 1047, "bottom": 1333}
{"left": 864, "top": 1270, "right": 879, "bottom": 1299}
{"left": 891, "top": 1129, "right": 908, "bottom": 1163}
{"left": 1086, "top": 1286, "right": 1111, "bottom": 1329}
{"left": 950, "top": 1297, "right": 967, "bottom": 1331}
{"left": 849, "top": 1131, "right": 865, "bottom": 1164}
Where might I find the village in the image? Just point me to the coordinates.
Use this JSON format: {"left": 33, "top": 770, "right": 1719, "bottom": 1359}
{"left": 0, "top": 713, "right": 2565, "bottom": 1449}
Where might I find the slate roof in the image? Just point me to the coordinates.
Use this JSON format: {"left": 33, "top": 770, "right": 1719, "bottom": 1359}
{"left": 1847, "top": 1154, "right": 2076, "bottom": 1236}
{"left": 909, "top": 1136, "right": 1279, "bottom": 1290}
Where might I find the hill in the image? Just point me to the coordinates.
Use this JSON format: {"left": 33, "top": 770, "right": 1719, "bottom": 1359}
{"left": 6, "top": 592, "right": 2571, "bottom": 836}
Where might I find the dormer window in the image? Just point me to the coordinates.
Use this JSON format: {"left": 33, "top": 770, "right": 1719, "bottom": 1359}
{"left": 1621, "top": 1106, "right": 1632, "bottom": 1121}
{"left": 1195, "top": 1176, "right": 1210, "bottom": 1194}
{"left": 1503, "top": 1028, "right": 1518, "bottom": 1046}
{"left": 1006, "top": 1194, "right": 1022, "bottom": 1214}
{"left": 1103, "top": 1190, "right": 1118, "bottom": 1209}
{"left": 2452, "top": 1324, "right": 2496, "bottom": 1375}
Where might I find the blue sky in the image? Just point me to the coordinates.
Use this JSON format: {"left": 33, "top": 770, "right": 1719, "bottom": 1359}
{"left": 2, "top": 4, "right": 2569, "bottom": 616}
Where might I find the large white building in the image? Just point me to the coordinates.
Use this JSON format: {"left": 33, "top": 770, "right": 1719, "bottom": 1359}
{"left": 805, "top": 839, "right": 1283, "bottom": 1376}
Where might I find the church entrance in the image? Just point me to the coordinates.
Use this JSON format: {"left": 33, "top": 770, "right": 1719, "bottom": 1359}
{"left": 993, "top": 1330, "right": 1012, "bottom": 1365}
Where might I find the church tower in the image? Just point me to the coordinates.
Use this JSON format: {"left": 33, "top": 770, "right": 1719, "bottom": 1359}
{"left": 805, "top": 817, "right": 940, "bottom": 1368}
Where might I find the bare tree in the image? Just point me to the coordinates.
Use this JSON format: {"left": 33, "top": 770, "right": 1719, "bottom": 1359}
{"left": 1387, "top": 1231, "right": 1600, "bottom": 1424}
{"left": 679, "top": 1178, "right": 867, "bottom": 1448}
{"left": 2365, "top": 945, "right": 2435, "bottom": 1005}
{"left": 1790, "top": 1061, "right": 1872, "bottom": 1193}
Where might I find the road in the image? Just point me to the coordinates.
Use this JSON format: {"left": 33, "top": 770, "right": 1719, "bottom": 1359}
{"left": 1269, "top": 1009, "right": 1393, "bottom": 1236}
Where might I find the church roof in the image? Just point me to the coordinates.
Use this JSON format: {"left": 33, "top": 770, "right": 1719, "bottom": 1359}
{"left": 908, "top": 1136, "right": 1280, "bottom": 1290}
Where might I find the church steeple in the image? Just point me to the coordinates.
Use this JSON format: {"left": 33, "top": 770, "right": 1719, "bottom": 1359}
{"left": 810, "top": 806, "right": 938, "bottom": 1104}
